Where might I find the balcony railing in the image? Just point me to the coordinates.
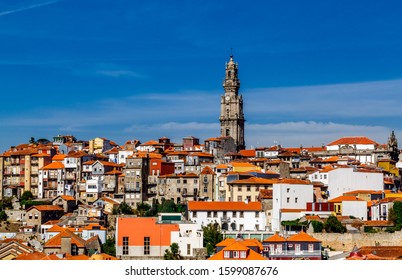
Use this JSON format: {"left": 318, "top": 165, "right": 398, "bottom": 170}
{"left": 266, "top": 249, "right": 321, "bottom": 257}
{"left": 125, "top": 187, "right": 141, "bottom": 192}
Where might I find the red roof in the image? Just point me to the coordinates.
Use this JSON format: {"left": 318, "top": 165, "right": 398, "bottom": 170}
{"left": 327, "top": 136, "right": 378, "bottom": 146}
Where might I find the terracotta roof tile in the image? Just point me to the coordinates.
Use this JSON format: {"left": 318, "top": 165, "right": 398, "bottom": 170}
{"left": 328, "top": 195, "right": 365, "bottom": 203}
{"left": 287, "top": 231, "right": 320, "bottom": 242}
{"left": 327, "top": 136, "right": 378, "bottom": 146}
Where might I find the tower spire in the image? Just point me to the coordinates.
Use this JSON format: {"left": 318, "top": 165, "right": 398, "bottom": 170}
{"left": 219, "top": 54, "right": 245, "bottom": 151}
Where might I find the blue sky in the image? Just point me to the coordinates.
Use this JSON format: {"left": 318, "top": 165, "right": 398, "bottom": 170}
{"left": 1, "top": 0, "right": 402, "bottom": 151}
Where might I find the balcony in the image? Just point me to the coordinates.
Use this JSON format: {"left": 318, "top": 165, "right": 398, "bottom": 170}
{"left": 125, "top": 187, "right": 141, "bottom": 193}
{"left": 220, "top": 216, "right": 231, "bottom": 223}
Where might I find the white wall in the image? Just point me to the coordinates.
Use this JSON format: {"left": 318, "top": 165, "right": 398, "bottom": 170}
{"left": 190, "top": 209, "right": 266, "bottom": 232}
{"left": 272, "top": 183, "right": 314, "bottom": 232}
{"left": 170, "top": 223, "right": 203, "bottom": 257}
{"left": 342, "top": 200, "right": 367, "bottom": 220}
{"left": 327, "top": 168, "right": 383, "bottom": 199}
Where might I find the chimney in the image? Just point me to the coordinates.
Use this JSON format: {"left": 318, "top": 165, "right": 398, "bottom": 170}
{"left": 61, "top": 236, "right": 72, "bottom": 255}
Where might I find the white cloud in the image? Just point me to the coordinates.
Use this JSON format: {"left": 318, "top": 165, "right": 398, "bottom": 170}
{"left": 245, "top": 121, "right": 395, "bottom": 148}
{"left": 245, "top": 79, "right": 402, "bottom": 118}
{"left": 0, "top": 0, "right": 63, "bottom": 17}
{"left": 96, "top": 70, "right": 144, "bottom": 78}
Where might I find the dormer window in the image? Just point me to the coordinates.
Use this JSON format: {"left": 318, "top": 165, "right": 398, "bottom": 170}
{"left": 240, "top": 251, "right": 247, "bottom": 258}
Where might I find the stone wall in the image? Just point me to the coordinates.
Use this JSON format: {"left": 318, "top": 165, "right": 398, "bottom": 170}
{"left": 311, "top": 232, "right": 402, "bottom": 251}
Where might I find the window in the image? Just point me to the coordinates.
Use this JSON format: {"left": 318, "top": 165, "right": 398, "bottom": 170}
{"left": 240, "top": 251, "right": 247, "bottom": 258}
{"left": 287, "top": 188, "right": 290, "bottom": 193}
{"left": 193, "top": 211, "right": 197, "bottom": 218}
{"left": 122, "top": 237, "right": 129, "bottom": 255}
{"left": 233, "top": 250, "right": 239, "bottom": 258}
{"left": 276, "top": 244, "right": 283, "bottom": 254}
{"left": 324, "top": 174, "right": 327, "bottom": 179}
{"left": 308, "top": 244, "right": 314, "bottom": 252}
{"left": 255, "top": 224, "right": 259, "bottom": 230}
{"left": 224, "top": 250, "right": 230, "bottom": 258}
{"left": 295, "top": 244, "right": 301, "bottom": 254}
{"left": 286, "top": 197, "right": 290, "bottom": 203}
{"left": 232, "top": 211, "right": 237, "bottom": 218}
{"left": 144, "top": 237, "right": 150, "bottom": 255}
{"left": 213, "top": 211, "right": 218, "bottom": 218}
{"left": 237, "top": 195, "right": 242, "bottom": 202}
{"left": 187, "top": 244, "right": 191, "bottom": 255}
{"left": 207, "top": 211, "right": 211, "bottom": 218}
{"left": 238, "top": 186, "right": 242, "bottom": 191}
{"left": 240, "top": 211, "right": 244, "bottom": 218}
{"left": 246, "top": 185, "right": 251, "bottom": 191}
{"left": 203, "top": 185, "right": 208, "bottom": 193}
{"left": 255, "top": 211, "right": 259, "bottom": 218}
{"left": 295, "top": 198, "right": 298, "bottom": 203}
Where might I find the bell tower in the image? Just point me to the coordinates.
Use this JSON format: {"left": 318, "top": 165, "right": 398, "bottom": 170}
{"left": 219, "top": 55, "right": 245, "bottom": 151}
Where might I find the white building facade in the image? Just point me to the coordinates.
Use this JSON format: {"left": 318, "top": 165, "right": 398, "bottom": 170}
{"left": 272, "top": 182, "right": 314, "bottom": 232}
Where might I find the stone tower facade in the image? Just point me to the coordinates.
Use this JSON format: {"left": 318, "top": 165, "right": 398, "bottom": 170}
{"left": 219, "top": 55, "right": 245, "bottom": 151}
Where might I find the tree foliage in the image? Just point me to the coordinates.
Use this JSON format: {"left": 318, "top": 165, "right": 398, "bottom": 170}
{"left": 386, "top": 201, "right": 402, "bottom": 232}
{"left": 202, "top": 222, "right": 223, "bottom": 256}
{"left": 0, "top": 210, "right": 8, "bottom": 222}
{"left": 117, "top": 202, "right": 134, "bottom": 215}
{"left": 0, "top": 197, "right": 13, "bottom": 210}
{"left": 134, "top": 203, "right": 151, "bottom": 216}
{"left": 311, "top": 220, "right": 323, "bottom": 233}
{"left": 323, "top": 216, "right": 346, "bottom": 233}
{"left": 20, "top": 191, "right": 34, "bottom": 202}
{"left": 101, "top": 237, "right": 116, "bottom": 257}
{"left": 164, "top": 243, "right": 182, "bottom": 260}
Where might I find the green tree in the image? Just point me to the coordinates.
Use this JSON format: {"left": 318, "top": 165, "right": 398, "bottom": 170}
{"left": 324, "top": 215, "right": 346, "bottom": 233}
{"left": 391, "top": 201, "right": 402, "bottom": 226}
{"left": 163, "top": 243, "right": 182, "bottom": 260}
{"left": 101, "top": 237, "right": 116, "bottom": 257}
{"left": 0, "top": 210, "right": 8, "bottom": 221}
{"left": 158, "top": 198, "right": 177, "bottom": 213}
{"left": 135, "top": 203, "right": 151, "bottom": 216}
{"left": 202, "top": 222, "right": 223, "bottom": 256}
{"left": 20, "top": 191, "right": 34, "bottom": 202}
{"left": 311, "top": 220, "right": 323, "bottom": 233}
{"left": 117, "top": 202, "right": 134, "bottom": 215}
{"left": 0, "top": 197, "right": 13, "bottom": 210}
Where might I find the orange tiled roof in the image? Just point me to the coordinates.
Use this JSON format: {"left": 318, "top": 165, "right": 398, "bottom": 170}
{"left": 208, "top": 241, "right": 266, "bottom": 260}
{"left": 58, "top": 195, "right": 75, "bottom": 201}
{"left": 64, "top": 254, "right": 91, "bottom": 260}
{"left": 14, "top": 252, "right": 49, "bottom": 260}
{"left": 263, "top": 233, "right": 286, "bottom": 242}
{"left": 230, "top": 162, "right": 258, "bottom": 168}
{"left": 239, "top": 149, "right": 256, "bottom": 157}
{"left": 327, "top": 136, "right": 378, "bottom": 146}
{"left": 44, "top": 229, "right": 87, "bottom": 248}
{"left": 188, "top": 201, "right": 262, "bottom": 211}
{"left": 200, "top": 166, "right": 215, "bottom": 175}
{"left": 328, "top": 195, "right": 365, "bottom": 203}
{"left": 287, "top": 231, "right": 320, "bottom": 242}
{"left": 52, "top": 154, "right": 67, "bottom": 161}
{"left": 41, "top": 161, "right": 65, "bottom": 170}
{"left": 26, "top": 205, "right": 64, "bottom": 212}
